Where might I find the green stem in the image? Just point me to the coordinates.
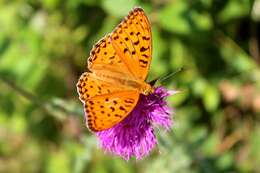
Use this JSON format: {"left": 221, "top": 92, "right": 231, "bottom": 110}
{"left": 0, "top": 75, "right": 80, "bottom": 120}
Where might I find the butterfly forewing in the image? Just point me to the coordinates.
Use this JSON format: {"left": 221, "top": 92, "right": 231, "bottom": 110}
{"left": 88, "top": 35, "right": 135, "bottom": 78}
{"left": 110, "top": 7, "right": 152, "bottom": 80}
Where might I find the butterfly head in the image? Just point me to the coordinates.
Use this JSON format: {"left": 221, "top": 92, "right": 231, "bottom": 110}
{"left": 141, "top": 83, "right": 154, "bottom": 96}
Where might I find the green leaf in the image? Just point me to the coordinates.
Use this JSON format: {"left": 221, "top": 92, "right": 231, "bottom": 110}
{"left": 216, "top": 152, "right": 234, "bottom": 170}
{"left": 10, "top": 114, "right": 27, "bottom": 134}
{"left": 42, "top": 0, "right": 61, "bottom": 10}
{"left": 101, "top": 0, "right": 138, "bottom": 17}
{"left": 149, "top": 27, "right": 167, "bottom": 78}
{"left": 168, "top": 88, "right": 189, "bottom": 106}
{"left": 192, "top": 78, "right": 207, "bottom": 97}
{"left": 191, "top": 11, "right": 213, "bottom": 31}
{"left": 170, "top": 39, "right": 186, "bottom": 68}
{"left": 47, "top": 150, "right": 70, "bottom": 173}
{"left": 201, "top": 132, "right": 219, "bottom": 156}
{"left": 203, "top": 84, "right": 220, "bottom": 112}
{"left": 252, "top": 0, "right": 260, "bottom": 21}
{"left": 217, "top": 0, "right": 250, "bottom": 22}
{"left": 220, "top": 34, "right": 256, "bottom": 73}
{"left": 159, "top": 1, "right": 191, "bottom": 34}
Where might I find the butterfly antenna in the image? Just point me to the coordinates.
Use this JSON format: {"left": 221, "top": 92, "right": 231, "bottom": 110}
{"left": 158, "top": 67, "right": 185, "bottom": 84}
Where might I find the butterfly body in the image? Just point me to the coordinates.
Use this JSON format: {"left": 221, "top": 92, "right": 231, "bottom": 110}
{"left": 77, "top": 7, "right": 153, "bottom": 132}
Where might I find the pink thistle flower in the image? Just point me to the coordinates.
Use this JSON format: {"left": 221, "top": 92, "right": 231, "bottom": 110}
{"left": 96, "top": 86, "right": 176, "bottom": 160}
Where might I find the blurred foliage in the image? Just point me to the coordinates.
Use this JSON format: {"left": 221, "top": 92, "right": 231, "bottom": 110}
{"left": 0, "top": 0, "right": 260, "bottom": 172}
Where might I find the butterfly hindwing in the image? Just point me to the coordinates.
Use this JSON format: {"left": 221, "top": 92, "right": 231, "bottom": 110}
{"left": 77, "top": 72, "right": 124, "bottom": 102}
{"left": 77, "top": 72, "right": 140, "bottom": 131}
{"left": 85, "top": 91, "right": 139, "bottom": 131}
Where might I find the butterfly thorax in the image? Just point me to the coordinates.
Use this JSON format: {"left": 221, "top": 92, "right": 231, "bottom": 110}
{"left": 139, "top": 82, "right": 154, "bottom": 95}
{"left": 91, "top": 70, "right": 153, "bottom": 96}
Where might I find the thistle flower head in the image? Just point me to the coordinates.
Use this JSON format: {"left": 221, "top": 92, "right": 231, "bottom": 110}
{"left": 96, "top": 86, "right": 176, "bottom": 160}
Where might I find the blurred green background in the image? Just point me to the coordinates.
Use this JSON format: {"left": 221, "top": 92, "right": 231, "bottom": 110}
{"left": 1, "top": 0, "right": 260, "bottom": 172}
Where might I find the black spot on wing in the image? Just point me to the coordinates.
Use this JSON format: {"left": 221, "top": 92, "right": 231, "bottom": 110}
{"left": 142, "top": 54, "right": 149, "bottom": 58}
{"left": 133, "top": 40, "right": 139, "bottom": 45}
{"left": 140, "top": 46, "right": 149, "bottom": 52}
{"left": 110, "top": 107, "right": 115, "bottom": 112}
{"left": 119, "top": 106, "right": 127, "bottom": 113}
{"left": 142, "top": 36, "right": 150, "bottom": 40}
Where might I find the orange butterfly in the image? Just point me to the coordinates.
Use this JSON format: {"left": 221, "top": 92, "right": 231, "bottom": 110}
{"left": 77, "top": 7, "right": 153, "bottom": 132}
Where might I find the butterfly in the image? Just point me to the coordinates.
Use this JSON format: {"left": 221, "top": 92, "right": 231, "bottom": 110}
{"left": 77, "top": 7, "right": 153, "bottom": 132}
